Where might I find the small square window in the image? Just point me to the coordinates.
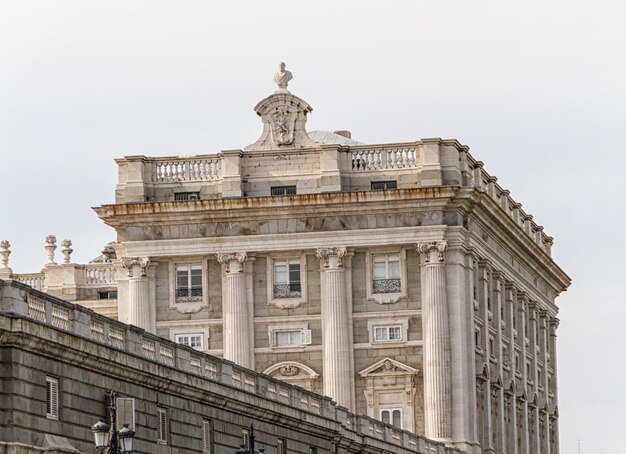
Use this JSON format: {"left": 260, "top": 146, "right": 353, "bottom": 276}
{"left": 176, "top": 264, "right": 203, "bottom": 302}
{"left": 371, "top": 181, "right": 397, "bottom": 191}
{"left": 98, "top": 291, "right": 118, "bottom": 300}
{"left": 176, "top": 334, "right": 204, "bottom": 350}
{"left": 373, "top": 325, "right": 403, "bottom": 342}
{"left": 271, "top": 186, "right": 296, "bottom": 196}
{"left": 46, "top": 377, "right": 59, "bottom": 420}
{"left": 174, "top": 192, "right": 200, "bottom": 201}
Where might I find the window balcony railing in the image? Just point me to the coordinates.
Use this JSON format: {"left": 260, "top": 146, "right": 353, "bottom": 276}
{"left": 372, "top": 278, "right": 401, "bottom": 294}
{"left": 176, "top": 287, "right": 203, "bottom": 302}
{"left": 273, "top": 283, "right": 302, "bottom": 298}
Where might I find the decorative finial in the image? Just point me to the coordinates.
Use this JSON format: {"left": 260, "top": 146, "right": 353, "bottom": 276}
{"left": 61, "top": 239, "right": 73, "bottom": 264}
{"left": 0, "top": 240, "right": 12, "bottom": 272}
{"left": 44, "top": 235, "right": 57, "bottom": 264}
{"left": 273, "top": 62, "right": 293, "bottom": 92}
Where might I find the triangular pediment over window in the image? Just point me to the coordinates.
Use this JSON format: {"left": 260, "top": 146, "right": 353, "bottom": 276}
{"left": 359, "top": 358, "right": 418, "bottom": 377}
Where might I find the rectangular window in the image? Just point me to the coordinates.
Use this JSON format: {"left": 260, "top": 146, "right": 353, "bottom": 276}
{"left": 380, "top": 408, "right": 402, "bottom": 428}
{"left": 271, "top": 186, "right": 297, "bottom": 196}
{"left": 98, "top": 291, "right": 118, "bottom": 300}
{"left": 174, "top": 192, "right": 200, "bottom": 201}
{"left": 116, "top": 397, "right": 135, "bottom": 430}
{"left": 157, "top": 407, "right": 168, "bottom": 444}
{"left": 202, "top": 419, "right": 213, "bottom": 454}
{"left": 277, "top": 439, "right": 286, "bottom": 454}
{"left": 46, "top": 377, "right": 59, "bottom": 420}
{"left": 373, "top": 325, "right": 403, "bottom": 342}
{"left": 176, "top": 334, "right": 203, "bottom": 350}
{"left": 176, "top": 264, "right": 203, "bottom": 302}
{"left": 372, "top": 254, "right": 401, "bottom": 294}
{"left": 273, "top": 260, "right": 302, "bottom": 298}
{"left": 273, "top": 329, "right": 302, "bottom": 347}
{"left": 371, "top": 181, "right": 397, "bottom": 191}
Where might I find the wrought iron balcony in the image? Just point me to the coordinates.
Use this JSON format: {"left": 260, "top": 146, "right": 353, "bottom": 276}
{"left": 372, "top": 278, "right": 401, "bottom": 294}
{"left": 273, "top": 283, "right": 302, "bottom": 298}
{"left": 176, "top": 287, "right": 203, "bottom": 302}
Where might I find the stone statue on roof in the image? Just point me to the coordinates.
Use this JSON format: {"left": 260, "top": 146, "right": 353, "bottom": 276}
{"left": 273, "top": 62, "right": 293, "bottom": 91}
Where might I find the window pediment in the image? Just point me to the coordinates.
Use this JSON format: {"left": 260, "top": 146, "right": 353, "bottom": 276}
{"left": 359, "top": 357, "right": 418, "bottom": 378}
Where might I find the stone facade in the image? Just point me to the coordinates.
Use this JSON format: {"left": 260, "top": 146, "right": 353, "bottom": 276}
{"left": 2, "top": 70, "right": 570, "bottom": 454}
{"left": 0, "top": 279, "right": 460, "bottom": 454}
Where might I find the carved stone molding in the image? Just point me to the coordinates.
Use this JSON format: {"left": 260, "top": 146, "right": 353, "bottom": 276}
{"left": 121, "top": 257, "right": 150, "bottom": 278}
{"left": 315, "top": 247, "right": 347, "bottom": 269}
{"left": 216, "top": 252, "right": 247, "bottom": 273}
{"left": 417, "top": 241, "right": 447, "bottom": 263}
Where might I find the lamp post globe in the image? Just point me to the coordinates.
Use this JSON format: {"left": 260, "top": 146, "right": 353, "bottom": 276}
{"left": 91, "top": 419, "right": 111, "bottom": 449}
{"left": 118, "top": 424, "right": 135, "bottom": 453}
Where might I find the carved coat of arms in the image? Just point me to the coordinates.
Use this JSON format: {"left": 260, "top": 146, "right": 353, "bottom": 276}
{"left": 270, "top": 107, "right": 296, "bottom": 146}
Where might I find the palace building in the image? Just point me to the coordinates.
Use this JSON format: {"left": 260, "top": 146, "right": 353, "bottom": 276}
{"left": 1, "top": 65, "right": 570, "bottom": 454}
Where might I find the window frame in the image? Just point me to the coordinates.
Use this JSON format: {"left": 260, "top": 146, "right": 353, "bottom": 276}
{"left": 175, "top": 333, "right": 204, "bottom": 350}
{"left": 271, "top": 186, "right": 297, "bottom": 196}
{"left": 202, "top": 419, "right": 213, "bottom": 454}
{"left": 46, "top": 376, "right": 59, "bottom": 420}
{"left": 168, "top": 259, "right": 209, "bottom": 313}
{"left": 371, "top": 181, "right": 398, "bottom": 191}
{"left": 169, "top": 325, "right": 210, "bottom": 352}
{"left": 365, "top": 249, "right": 408, "bottom": 304}
{"left": 380, "top": 407, "right": 403, "bottom": 428}
{"left": 266, "top": 253, "right": 308, "bottom": 309}
{"left": 116, "top": 397, "right": 135, "bottom": 430}
{"left": 367, "top": 318, "right": 408, "bottom": 347}
{"left": 268, "top": 323, "right": 312, "bottom": 349}
{"left": 157, "top": 407, "right": 168, "bottom": 445}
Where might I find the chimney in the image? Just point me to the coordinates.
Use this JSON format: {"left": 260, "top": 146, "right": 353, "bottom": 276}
{"left": 333, "top": 130, "right": 351, "bottom": 139}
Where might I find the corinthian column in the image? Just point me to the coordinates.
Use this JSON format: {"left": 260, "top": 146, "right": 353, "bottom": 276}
{"left": 316, "top": 247, "right": 353, "bottom": 409}
{"left": 418, "top": 241, "right": 451, "bottom": 441}
{"left": 121, "top": 257, "right": 154, "bottom": 333}
{"left": 217, "top": 252, "right": 253, "bottom": 369}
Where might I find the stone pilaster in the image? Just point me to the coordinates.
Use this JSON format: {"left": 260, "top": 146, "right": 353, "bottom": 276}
{"left": 316, "top": 247, "right": 353, "bottom": 409}
{"left": 121, "top": 257, "right": 154, "bottom": 333}
{"left": 417, "top": 241, "right": 451, "bottom": 441}
{"left": 217, "top": 252, "right": 253, "bottom": 369}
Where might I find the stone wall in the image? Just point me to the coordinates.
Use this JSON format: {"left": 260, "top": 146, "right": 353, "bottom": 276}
{"left": 0, "top": 279, "right": 459, "bottom": 454}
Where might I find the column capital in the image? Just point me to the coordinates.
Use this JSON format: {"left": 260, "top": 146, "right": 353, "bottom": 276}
{"left": 217, "top": 252, "right": 247, "bottom": 273}
{"left": 121, "top": 257, "right": 150, "bottom": 277}
{"left": 315, "top": 247, "right": 347, "bottom": 269}
{"left": 417, "top": 241, "right": 447, "bottom": 263}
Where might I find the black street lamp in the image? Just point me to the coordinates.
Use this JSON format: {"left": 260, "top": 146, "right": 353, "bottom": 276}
{"left": 235, "top": 424, "right": 264, "bottom": 454}
{"left": 92, "top": 391, "right": 135, "bottom": 454}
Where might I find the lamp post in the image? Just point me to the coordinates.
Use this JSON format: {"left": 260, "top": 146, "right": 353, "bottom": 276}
{"left": 235, "top": 424, "right": 264, "bottom": 454}
{"left": 92, "top": 391, "right": 135, "bottom": 454}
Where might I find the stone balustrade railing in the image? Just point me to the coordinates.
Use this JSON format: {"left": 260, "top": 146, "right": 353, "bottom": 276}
{"left": 350, "top": 144, "right": 419, "bottom": 171}
{"left": 153, "top": 156, "right": 222, "bottom": 182}
{"left": 0, "top": 279, "right": 460, "bottom": 454}
{"left": 11, "top": 273, "right": 45, "bottom": 291}
{"left": 80, "top": 263, "right": 117, "bottom": 285}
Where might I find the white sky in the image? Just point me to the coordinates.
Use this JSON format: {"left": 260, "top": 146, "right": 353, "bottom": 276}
{"left": 1, "top": 1, "right": 624, "bottom": 451}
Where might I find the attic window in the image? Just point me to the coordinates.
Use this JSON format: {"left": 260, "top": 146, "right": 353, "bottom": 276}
{"left": 174, "top": 192, "right": 200, "bottom": 201}
{"left": 271, "top": 186, "right": 296, "bottom": 196}
{"left": 98, "top": 291, "right": 118, "bottom": 300}
{"left": 371, "top": 181, "right": 397, "bottom": 191}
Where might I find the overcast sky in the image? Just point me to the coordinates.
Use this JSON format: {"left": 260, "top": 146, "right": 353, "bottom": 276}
{"left": 1, "top": 1, "right": 624, "bottom": 452}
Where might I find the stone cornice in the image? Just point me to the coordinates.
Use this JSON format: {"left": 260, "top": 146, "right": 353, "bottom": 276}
{"left": 93, "top": 187, "right": 459, "bottom": 228}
